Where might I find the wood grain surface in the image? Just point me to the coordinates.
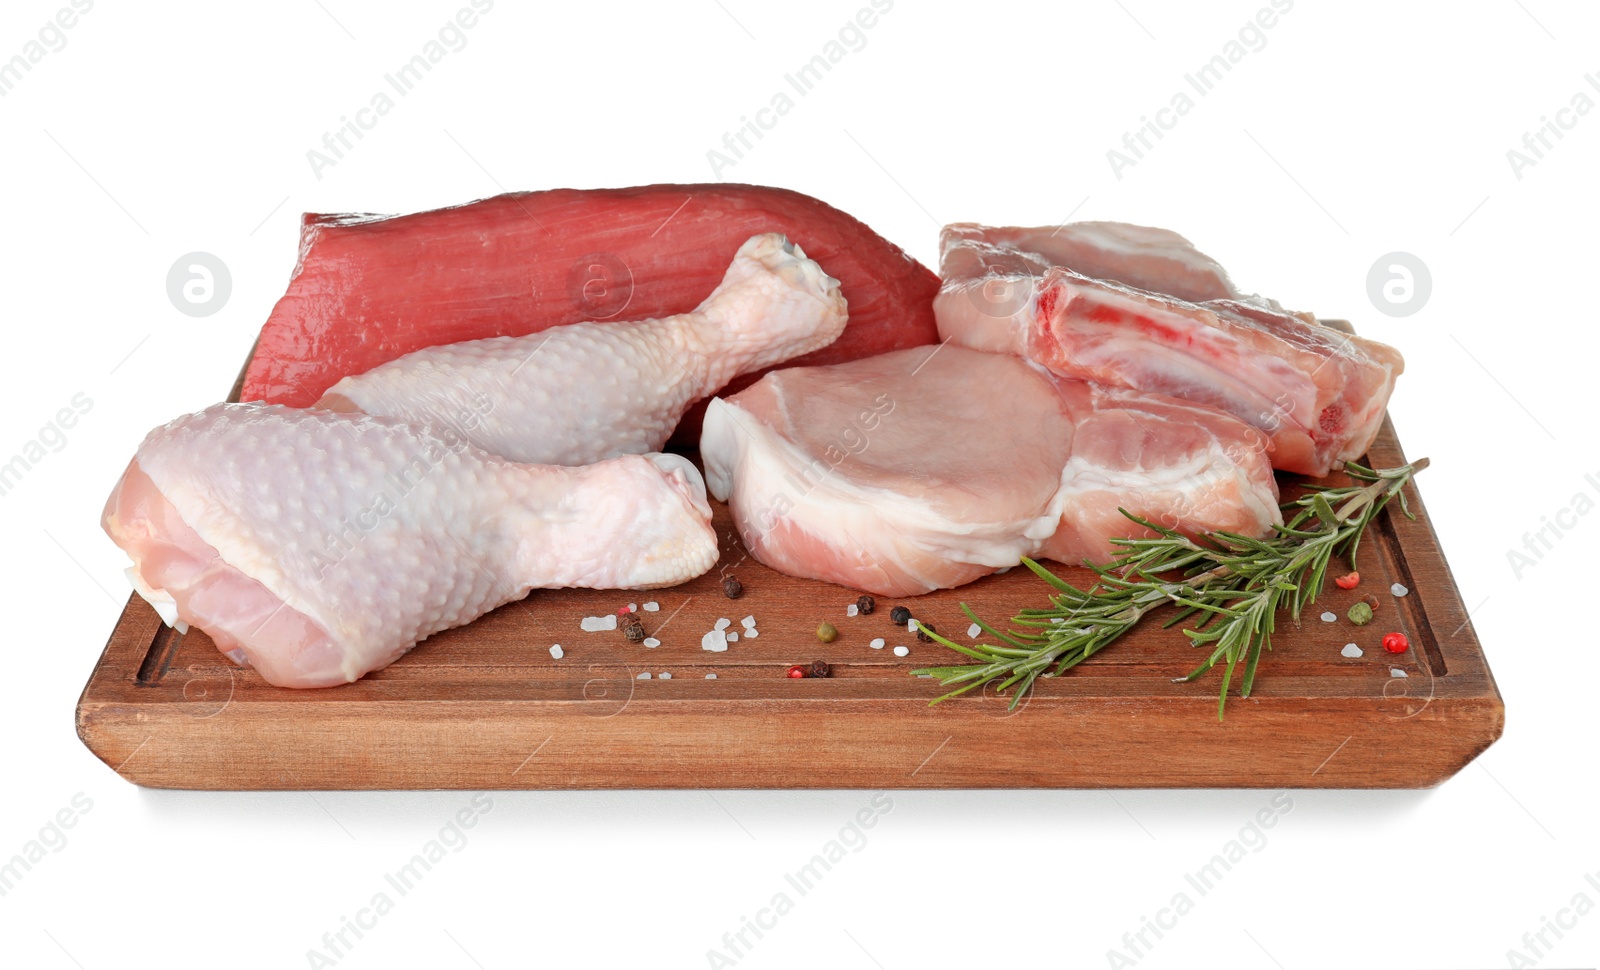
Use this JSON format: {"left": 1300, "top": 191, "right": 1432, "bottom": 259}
{"left": 74, "top": 326, "right": 1503, "bottom": 790}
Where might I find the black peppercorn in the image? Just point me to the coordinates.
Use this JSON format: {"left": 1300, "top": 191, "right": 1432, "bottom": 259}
{"left": 889, "top": 605, "right": 911, "bottom": 625}
{"left": 722, "top": 576, "right": 743, "bottom": 599}
{"left": 855, "top": 594, "right": 876, "bottom": 615}
{"left": 810, "top": 660, "right": 832, "bottom": 678}
{"left": 622, "top": 615, "right": 646, "bottom": 642}
{"left": 916, "top": 622, "right": 935, "bottom": 643}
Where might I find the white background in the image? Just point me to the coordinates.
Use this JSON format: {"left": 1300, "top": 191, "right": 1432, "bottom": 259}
{"left": 0, "top": 0, "right": 1592, "bottom": 967}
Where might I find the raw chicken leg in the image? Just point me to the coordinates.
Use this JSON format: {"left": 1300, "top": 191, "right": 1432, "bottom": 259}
{"left": 701, "top": 346, "right": 1279, "bottom": 597}
{"left": 935, "top": 223, "right": 1405, "bottom": 476}
{"left": 317, "top": 233, "right": 847, "bottom": 466}
{"left": 102, "top": 404, "right": 718, "bottom": 688}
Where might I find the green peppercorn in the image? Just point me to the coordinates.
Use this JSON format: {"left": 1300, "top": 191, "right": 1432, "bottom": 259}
{"left": 816, "top": 622, "right": 838, "bottom": 643}
{"left": 1348, "top": 601, "right": 1374, "bottom": 626}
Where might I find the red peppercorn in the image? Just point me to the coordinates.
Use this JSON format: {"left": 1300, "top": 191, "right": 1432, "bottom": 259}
{"left": 1334, "top": 571, "right": 1360, "bottom": 590}
{"left": 786, "top": 665, "right": 808, "bottom": 679}
{"left": 1382, "top": 631, "right": 1409, "bottom": 654}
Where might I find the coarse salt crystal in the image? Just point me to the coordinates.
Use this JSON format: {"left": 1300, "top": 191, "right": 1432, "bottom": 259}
{"left": 967, "top": 623, "right": 981, "bottom": 639}
{"left": 1320, "top": 611, "right": 1337, "bottom": 623}
{"left": 1391, "top": 583, "right": 1409, "bottom": 597}
{"left": 628, "top": 603, "right": 638, "bottom": 612}
{"left": 642, "top": 601, "right": 660, "bottom": 612}
{"left": 637, "top": 671, "right": 651, "bottom": 679}
{"left": 715, "top": 617, "right": 732, "bottom": 631}
{"left": 705, "top": 673, "right": 717, "bottom": 679}
{"left": 580, "top": 616, "right": 605, "bottom": 632}
{"left": 727, "top": 633, "right": 738, "bottom": 643}
{"left": 702, "top": 630, "right": 729, "bottom": 653}
{"left": 741, "top": 615, "right": 756, "bottom": 628}
{"left": 893, "top": 645, "right": 909, "bottom": 657}
{"left": 660, "top": 672, "right": 672, "bottom": 680}
{"left": 1390, "top": 668, "right": 1408, "bottom": 678}
{"left": 847, "top": 603, "right": 859, "bottom": 617}
{"left": 744, "top": 629, "right": 759, "bottom": 639}
{"left": 1341, "top": 643, "right": 1363, "bottom": 658}
{"left": 549, "top": 644, "right": 564, "bottom": 659}
{"left": 907, "top": 619, "right": 917, "bottom": 632}
{"left": 869, "top": 638, "right": 885, "bottom": 650}
{"left": 643, "top": 637, "right": 661, "bottom": 648}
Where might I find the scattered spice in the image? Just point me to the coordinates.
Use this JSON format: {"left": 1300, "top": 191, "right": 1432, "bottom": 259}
{"left": 810, "top": 660, "right": 832, "bottom": 678}
{"left": 856, "top": 595, "right": 876, "bottom": 615}
{"left": 816, "top": 622, "right": 838, "bottom": 643}
{"left": 1334, "top": 571, "right": 1360, "bottom": 590}
{"left": 889, "top": 605, "right": 911, "bottom": 625}
{"left": 1341, "top": 643, "right": 1363, "bottom": 658}
{"left": 1347, "top": 601, "right": 1374, "bottom": 626}
{"left": 622, "top": 615, "right": 646, "bottom": 642}
{"left": 786, "top": 664, "right": 808, "bottom": 679}
{"left": 722, "top": 576, "right": 744, "bottom": 599}
{"left": 916, "top": 623, "right": 936, "bottom": 643}
{"left": 1382, "top": 631, "right": 1410, "bottom": 654}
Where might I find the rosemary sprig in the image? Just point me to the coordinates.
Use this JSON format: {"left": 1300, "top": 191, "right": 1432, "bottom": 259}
{"left": 912, "top": 458, "right": 1428, "bottom": 719}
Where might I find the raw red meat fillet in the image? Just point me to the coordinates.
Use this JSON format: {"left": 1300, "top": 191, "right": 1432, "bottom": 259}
{"left": 240, "top": 185, "right": 941, "bottom": 441}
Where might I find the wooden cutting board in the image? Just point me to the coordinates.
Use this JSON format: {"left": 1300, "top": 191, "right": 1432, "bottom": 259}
{"left": 74, "top": 327, "right": 1502, "bottom": 790}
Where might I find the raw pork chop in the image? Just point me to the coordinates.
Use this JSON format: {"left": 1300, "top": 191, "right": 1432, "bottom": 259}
{"left": 241, "top": 184, "right": 941, "bottom": 445}
{"left": 102, "top": 404, "right": 717, "bottom": 688}
{"left": 318, "top": 234, "right": 846, "bottom": 466}
{"left": 939, "top": 221, "right": 1240, "bottom": 305}
{"left": 935, "top": 223, "right": 1405, "bottom": 476}
{"left": 700, "top": 346, "right": 1279, "bottom": 597}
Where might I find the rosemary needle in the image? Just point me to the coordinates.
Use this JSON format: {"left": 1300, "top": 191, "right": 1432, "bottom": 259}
{"left": 912, "top": 459, "right": 1428, "bottom": 719}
